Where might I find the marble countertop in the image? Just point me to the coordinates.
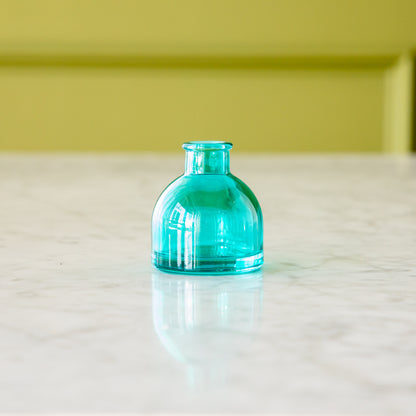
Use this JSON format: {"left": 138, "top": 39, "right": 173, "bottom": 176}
{"left": 1, "top": 154, "right": 415, "bottom": 415}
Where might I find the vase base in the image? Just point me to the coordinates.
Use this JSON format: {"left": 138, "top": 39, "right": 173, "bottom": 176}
{"left": 152, "top": 251, "right": 263, "bottom": 275}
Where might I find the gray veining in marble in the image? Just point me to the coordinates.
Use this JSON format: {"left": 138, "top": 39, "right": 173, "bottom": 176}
{"left": 0, "top": 154, "right": 415, "bottom": 415}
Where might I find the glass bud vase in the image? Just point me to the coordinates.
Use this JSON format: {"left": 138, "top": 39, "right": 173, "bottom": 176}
{"left": 151, "top": 141, "right": 263, "bottom": 274}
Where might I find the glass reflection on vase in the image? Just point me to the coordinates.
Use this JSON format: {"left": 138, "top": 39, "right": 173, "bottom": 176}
{"left": 152, "top": 271, "right": 263, "bottom": 388}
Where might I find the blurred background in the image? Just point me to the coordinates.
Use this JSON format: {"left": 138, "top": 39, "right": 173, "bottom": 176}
{"left": 0, "top": 0, "right": 415, "bottom": 153}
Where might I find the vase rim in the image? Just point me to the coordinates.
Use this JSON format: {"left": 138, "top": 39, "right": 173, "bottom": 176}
{"left": 182, "top": 141, "right": 233, "bottom": 151}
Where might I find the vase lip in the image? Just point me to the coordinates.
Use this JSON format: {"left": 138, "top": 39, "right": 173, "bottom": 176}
{"left": 182, "top": 140, "right": 233, "bottom": 151}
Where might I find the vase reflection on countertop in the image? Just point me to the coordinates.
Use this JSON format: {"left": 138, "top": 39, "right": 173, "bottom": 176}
{"left": 152, "top": 271, "right": 263, "bottom": 388}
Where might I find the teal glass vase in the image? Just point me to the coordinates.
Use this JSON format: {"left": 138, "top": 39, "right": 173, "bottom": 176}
{"left": 151, "top": 141, "right": 263, "bottom": 274}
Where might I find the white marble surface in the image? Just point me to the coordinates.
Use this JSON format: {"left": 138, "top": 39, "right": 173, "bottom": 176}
{"left": 0, "top": 153, "right": 416, "bottom": 415}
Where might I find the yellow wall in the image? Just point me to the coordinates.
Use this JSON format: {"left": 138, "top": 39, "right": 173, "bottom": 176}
{"left": 0, "top": 0, "right": 415, "bottom": 152}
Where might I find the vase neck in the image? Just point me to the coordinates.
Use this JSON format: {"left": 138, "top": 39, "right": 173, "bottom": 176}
{"left": 183, "top": 141, "right": 232, "bottom": 175}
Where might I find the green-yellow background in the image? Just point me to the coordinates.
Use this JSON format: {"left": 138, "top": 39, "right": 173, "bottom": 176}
{"left": 0, "top": 0, "right": 415, "bottom": 152}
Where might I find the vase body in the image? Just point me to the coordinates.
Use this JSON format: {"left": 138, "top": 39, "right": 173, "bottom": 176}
{"left": 151, "top": 141, "right": 263, "bottom": 274}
